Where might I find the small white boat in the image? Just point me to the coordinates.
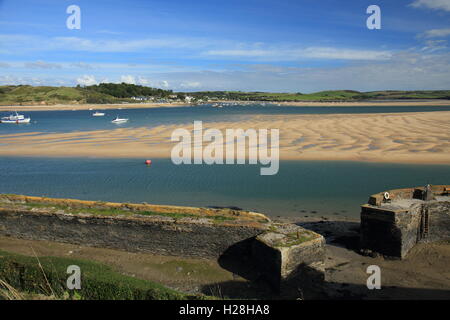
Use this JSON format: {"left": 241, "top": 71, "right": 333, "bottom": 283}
{"left": 1, "top": 112, "right": 31, "bottom": 124}
{"left": 92, "top": 111, "right": 105, "bottom": 117}
{"left": 111, "top": 116, "right": 128, "bottom": 124}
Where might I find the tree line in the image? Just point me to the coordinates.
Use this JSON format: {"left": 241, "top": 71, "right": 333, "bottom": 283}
{"left": 81, "top": 83, "right": 173, "bottom": 98}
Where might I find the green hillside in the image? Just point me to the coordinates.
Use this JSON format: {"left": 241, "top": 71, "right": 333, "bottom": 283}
{"left": 1, "top": 84, "right": 449, "bottom": 105}
{"left": 362, "top": 90, "right": 450, "bottom": 100}
{"left": 188, "top": 90, "right": 450, "bottom": 102}
{"left": 0, "top": 83, "right": 173, "bottom": 106}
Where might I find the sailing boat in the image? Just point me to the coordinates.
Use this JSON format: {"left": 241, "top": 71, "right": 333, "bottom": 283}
{"left": 111, "top": 116, "right": 128, "bottom": 124}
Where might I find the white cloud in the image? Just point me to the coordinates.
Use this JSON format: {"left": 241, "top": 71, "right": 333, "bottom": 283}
{"left": 206, "top": 49, "right": 271, "bottom": 58}
{"left": 144, "top": 52, "right": 450, "bottom": 92}
{"left": 70, "top": 62, "right": 95, "bottom": 69}
{"left": 421, "top": 39, "right": 448, "bottom": 52}
{"left": 137, "top": 76, "right": 151, "bottom": 85}
{"left": 420, "top": 28, "right": 450, "bottom": 38}
{"left": 0, "top": 33, "right": 392, "bottom": 62}
{"left": 0, "top": 75, "right": 71, "bottom": 86}
{"left": 302, "top": 47, "right": 392, "bottom": 60}
{"left": 4, "top": 51, "right": 450, "bottom": 92}
{"left": 120, "top": 75, "right": 136, "bottom": 84}
{"left": 411, "top": 0, "right": 450, "bottom": 11}
{"left": 51, "top": 36, "right": 211, "bottom": 52}
{"left": 180, "top": 81, "right": 202, "bottom": 89}
{"left": 76, "top": 75, "right": 97, "bottom": 86}
{"left": 0, "top": 34, "right": 217, "bottom": 54}
{"left": 24, "top": 60, "right": 62, "bottom": 69}
{"left": 204, "top": 47, "right": 392, "bottom": 61}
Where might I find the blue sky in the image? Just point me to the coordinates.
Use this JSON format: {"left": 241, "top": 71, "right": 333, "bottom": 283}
{"left": 0, "top": 0, "right": 449, "bottom": 92}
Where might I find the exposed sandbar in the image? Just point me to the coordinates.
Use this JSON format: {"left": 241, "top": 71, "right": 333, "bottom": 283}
{"left": 0, "top": 111, "right": 449, "bottom": 164}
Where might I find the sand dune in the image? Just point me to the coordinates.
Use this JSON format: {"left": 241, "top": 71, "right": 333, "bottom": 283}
{"left": 0, "top": 111, "right": 449, "bottom": 164}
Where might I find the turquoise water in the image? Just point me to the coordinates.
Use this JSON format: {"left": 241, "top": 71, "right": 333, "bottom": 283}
{"left": 2, "top": 104, "right": 450, "bottom": 134}
{"left": 1, "top": 157, "right": 449, "bottom": 218}
{"left": 1, "top": 105, "right": 449, "bottom": 218}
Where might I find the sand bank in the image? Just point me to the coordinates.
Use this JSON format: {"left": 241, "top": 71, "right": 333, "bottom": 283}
{"left": 0, "top": 111, "right": 449, "bottom": 164}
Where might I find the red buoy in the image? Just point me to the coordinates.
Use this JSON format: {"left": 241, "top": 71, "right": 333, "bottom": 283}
{"left": 145, "top": 160, "right": 152, "bottom": 165}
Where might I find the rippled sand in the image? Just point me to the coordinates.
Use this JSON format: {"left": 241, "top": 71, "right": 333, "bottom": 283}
{"left": 0, "top": 111, "right": 449, "bottom": 164}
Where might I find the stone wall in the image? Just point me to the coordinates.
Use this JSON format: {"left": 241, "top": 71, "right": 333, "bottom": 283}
{"left": 0, "top": 194, "right": 326, "bottom": 294}
{"left": 360, "top": 185, "right": 450, "bottom": 258}
{"left": 0, "top": 207, "right": 269, "bottom": 259}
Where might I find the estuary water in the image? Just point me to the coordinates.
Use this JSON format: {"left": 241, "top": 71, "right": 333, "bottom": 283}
{"left": 1, "top": 104, "right": 449, "bottom": 218}
{"left": 1, "top": 157, "right": 449, "bottom": 218}
{"left": 2, "top": 104, "right": 450, "bottom": 134}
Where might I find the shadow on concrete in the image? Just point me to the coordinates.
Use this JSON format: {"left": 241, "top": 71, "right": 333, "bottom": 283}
{"left": 203, "top": 237, "right": 279, "bottom": 299}
{"left": 296, "top": 220, "right": 361, "bottom": 252}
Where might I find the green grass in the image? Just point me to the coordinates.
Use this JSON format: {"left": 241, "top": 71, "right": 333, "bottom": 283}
{"left": 12, "top": 201, "right": 237, "bottom": 222}
{"left": 272, "top": 231, "right": 319, "bottom": 248}
{"left": 0, "top": 250, "right": 206, "bottom": 300}
{"left": 0, "top": 85, "right": 124, "bottom": 105}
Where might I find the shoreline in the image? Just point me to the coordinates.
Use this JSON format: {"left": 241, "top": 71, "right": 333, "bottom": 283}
{"left": 0, "top": 152, "right": 449, "bottom": 166}
{"left": 1, "top": 99, "right": 450, "bottom": 111}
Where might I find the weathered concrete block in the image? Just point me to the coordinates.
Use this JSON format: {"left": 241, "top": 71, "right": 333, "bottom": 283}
{"left": 251, "top": 224, "right": 325, "bottom": 297}
{"left": 361, "top": 185, "right": 450, "bottom": 259}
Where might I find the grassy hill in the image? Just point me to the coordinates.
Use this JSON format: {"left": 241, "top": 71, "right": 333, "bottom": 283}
{"left": 188, "top": 90, "right": 450, "bottom": 102}
{"left": 0, "top": 83, "right": 173, "bottom": 106}
{"left": 362, "top": 90, "right": 450, "bottom": 100}
{"left": 1, "top": 84, "right": 449, "bottom": 105}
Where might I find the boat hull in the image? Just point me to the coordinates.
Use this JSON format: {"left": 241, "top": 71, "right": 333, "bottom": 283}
{"left": 0, "top": 118, "right": 31, "bottom": 124}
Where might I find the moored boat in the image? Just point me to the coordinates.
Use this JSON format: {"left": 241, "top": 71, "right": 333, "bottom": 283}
{"left": 0, "top": 112, "right": 31, "bottom": 124}
{"left": 111, "top": 116, "right": 128, "bottom": 124}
